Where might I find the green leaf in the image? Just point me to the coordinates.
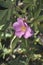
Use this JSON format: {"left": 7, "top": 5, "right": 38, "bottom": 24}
{"left": 0, "top": 0, "right": 12, "bottom": 8}
{"left": 0, "top": 10, "right": 8, "bottom": 25}
{"left": 36, "top": 15, "right": 43, "bottom": 22}
{"left": 41, "top": 0, "right": 43, "bottom": 9}
{"left": 38, "top": 23, "right": 43, "bottom": 33}
{"left": 8, "top": 57, "right": 25, "bottom": 65}
{"left": 0, "top": 42, "right": 2, "bottom": 50}
{"left": 0, "top": 10, "right": 8, "bottom": 21}
{"left": 34, "top": 8, "right": 41, "bottom": 19}
{"left": 7, "top": 8, "right": 12, "bottom": 21}
{"left": 0, "top": 9, "right": 12, "bottom": 39}
{"left": 0, "top": 9, "right": 12, "bottom": 31}
{"left": 23, "top": 0, "right": 33, "bottom": 4}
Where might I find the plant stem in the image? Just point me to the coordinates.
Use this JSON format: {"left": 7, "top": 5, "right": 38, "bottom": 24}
{"left": 25, "top": 39, "right": 28, "bottom": 48}
{"left": 25, "top": 39, "right": 29, "bottom": 65}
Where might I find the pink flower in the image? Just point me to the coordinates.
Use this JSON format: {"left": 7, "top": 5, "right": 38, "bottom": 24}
{"left": 13, "top": 18, "right": 33, "bottom": 39}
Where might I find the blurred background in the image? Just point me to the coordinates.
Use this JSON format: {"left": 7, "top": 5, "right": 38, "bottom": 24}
{"left": 0, "top": 0, "right": 43, "bottom": 65}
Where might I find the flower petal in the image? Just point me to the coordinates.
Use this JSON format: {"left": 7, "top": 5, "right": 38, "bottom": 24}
{"left": 13, "top": 22, "right": 22, "bottom": 31}
{"left": 17, "top": 18, "right": 24, "bottom": 26}
{"left": 24, "top": 23, "right": 31, "bottom": 31}
{"left": 17, "top": 18, "right": 23, "bottom": 22}
{"left": 24, "top": 28, "right": 33, "bottom": 39}
{"left": 15, "top": 31, "right": 24, "bottom": 38}
{"left": 13, "top": 18, "right": 25, "bottom": 31}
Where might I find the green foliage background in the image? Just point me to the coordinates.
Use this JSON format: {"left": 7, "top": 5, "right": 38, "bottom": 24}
{"left": 0, "top": 0, "right": 43, "bottom": 65}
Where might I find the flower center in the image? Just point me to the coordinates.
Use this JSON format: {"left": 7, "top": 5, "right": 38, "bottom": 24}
{"left": 21, "top": 26, "right": 26, "bottom": 32}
